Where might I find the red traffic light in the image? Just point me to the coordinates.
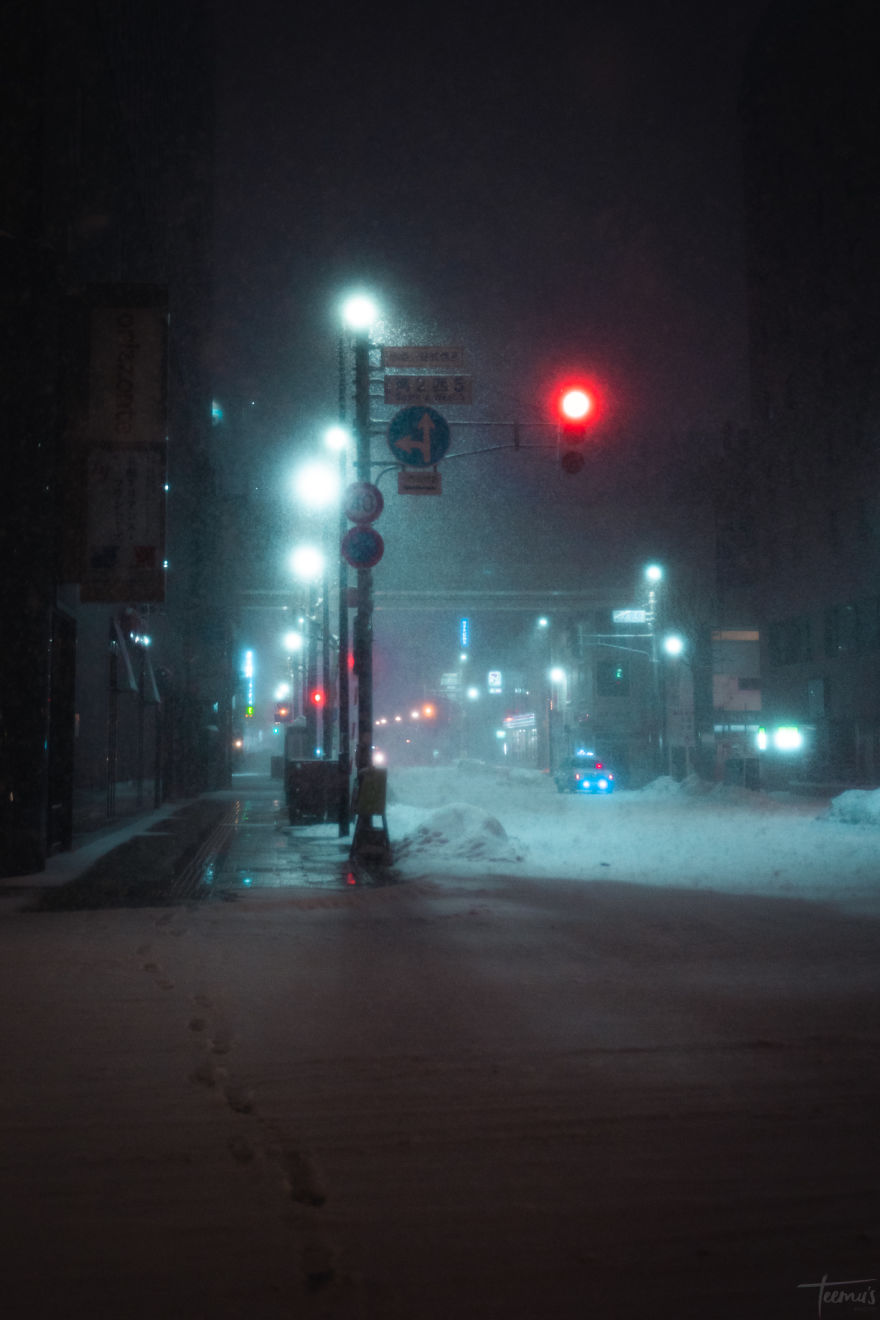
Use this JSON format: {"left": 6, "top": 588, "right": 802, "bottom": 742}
{"left": 309, "top": 688, "right": 325, "bottom": 707}
{"left": 557, "top": 384, "right": 598, "bottom": 475}
{"left": 560, "top": 387, "right": 593, "bottom": 422}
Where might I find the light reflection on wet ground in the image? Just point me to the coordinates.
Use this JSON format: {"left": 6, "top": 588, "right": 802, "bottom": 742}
{"left": 27, "top": 781, "right": 401, "bottom": 911}
{"left": 195, "top": 792, "right": 401, "bottom": 898}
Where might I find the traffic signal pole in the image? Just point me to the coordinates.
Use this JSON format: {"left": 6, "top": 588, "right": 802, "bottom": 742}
{"left": 336, "top": 340, "right": 351, "bottom": 837}
{"left": 353, "top": 330, "right": 374, "bottom": 775}
{"left": 305, "top": 581, "right": 319, "bottom": 752}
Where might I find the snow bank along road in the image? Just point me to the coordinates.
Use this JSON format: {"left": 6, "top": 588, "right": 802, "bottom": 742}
{"left": 1, "top": 765, "right": 879, "bottom": 1319}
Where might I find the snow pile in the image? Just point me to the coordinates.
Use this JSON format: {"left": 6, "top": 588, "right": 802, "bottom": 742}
{"left": 827, "top": 786, "right": 880, "bottom": 825}
{"left": 380, "top": 759, "right": 880, "bottom": 908}
{"left": 638, "top": 773, "right": 782, "bottom": 808}
{"left": 394, "top": 802, "right": 526, "bottom": 864}
{"left": 637, "top": 774, "right": 711, "bottom": 798}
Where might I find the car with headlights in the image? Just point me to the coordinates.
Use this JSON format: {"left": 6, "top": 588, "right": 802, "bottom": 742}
{"left": 554, "top": 751, "right": 615, "bottom": 794}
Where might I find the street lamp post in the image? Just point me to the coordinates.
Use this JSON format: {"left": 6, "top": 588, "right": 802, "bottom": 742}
{"left": 320, "top": 573, "right": 332, "bottom": 759}
{"left": 343, "top": 295, "right": 378, "bottom": 776}
{"left": 289, "top": 544, "right": 325, "bottom": 755}
{"left": 539, "top": 616, "right": 552, "bottom": 771}
{"left": 549, "top": 665, "right": 567, "bottom": 772}
{"left": 644, "top": 564, "right": 665, "bottom": 775}
{"left": 326, "top": 425, "right": 351, "bottom": 836}
{"left": 283, "top": 630, "right": 303, "bottom": 716}
{"left": 306, "top": 582, "right": 320, "bottom": 752}
{"left": 662, "top": 633, "right": 692, "bottom": 777}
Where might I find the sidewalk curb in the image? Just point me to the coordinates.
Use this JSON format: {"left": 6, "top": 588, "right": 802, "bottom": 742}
{"left": 22, "top": 799, "right": 233, "bottom": 912}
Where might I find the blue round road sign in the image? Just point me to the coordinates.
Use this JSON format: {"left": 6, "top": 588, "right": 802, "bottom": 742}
{"left": 341, "top": 525, "right": 384, "bottom": 569}
{"left": 387, "top": 406, "right": 451, "bottom": 467}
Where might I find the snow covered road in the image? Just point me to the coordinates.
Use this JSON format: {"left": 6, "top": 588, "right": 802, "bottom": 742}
{"left": 1, "top": 765, "right": 879, "bottom": 1318}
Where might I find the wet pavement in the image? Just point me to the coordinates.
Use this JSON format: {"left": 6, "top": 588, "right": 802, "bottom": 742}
{"left": 196, "top": 780, "right": 402, "bottom": 898}
{"left": 18, "top": 774, "right": 398, "bottom": 913}
{"left": 197, "top": 787, "right": 359, "bottom": 899}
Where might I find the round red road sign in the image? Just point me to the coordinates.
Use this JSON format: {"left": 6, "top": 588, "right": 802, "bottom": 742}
{"left": 341, "top": 525, "right": 384, "bottom": 568}
{"left": 344, "top": 481, "right": 384, "bottom": 524}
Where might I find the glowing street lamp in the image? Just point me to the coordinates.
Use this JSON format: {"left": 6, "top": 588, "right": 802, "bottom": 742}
{"left": 325, "top": 424, "right": 350, "bottom": 452}
{"left": 294, "top": 460, "right": 339, "bottom": 511}
{"left": 290, "top": 544, "right": 324, "bottom": 582}
{"left": 341, "top": 292, "right": 379, "bottom": 332}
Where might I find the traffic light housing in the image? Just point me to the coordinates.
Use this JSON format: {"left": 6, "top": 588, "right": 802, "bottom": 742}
{"left": 557, "top": 386, "right": 595, "bottom": 475}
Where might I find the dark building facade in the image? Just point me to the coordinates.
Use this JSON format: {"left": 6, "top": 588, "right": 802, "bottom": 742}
{"left": 1, "top": 0, "right": 227, "bottom": 874}
{"left": 733, "top": 0, "right": 880, "bottom": 782}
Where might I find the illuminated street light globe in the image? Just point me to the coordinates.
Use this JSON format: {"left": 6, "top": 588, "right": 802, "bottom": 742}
{"left": 645, "top": 563, "right": 663, "bottom": 583}
{"left": 341, "top": 293, "right": 379, "bottom": 331}
{"left": 289, "top": 545, "right": 325, "bottom": 582}
{"left": 325, "top": 425, "right": 350, "bottom": 451}
{"left": 295, "top": 460, "right": 339, "bottom": 510}
{"left": 663, "top": 634, "right": 685, "bottom": 657}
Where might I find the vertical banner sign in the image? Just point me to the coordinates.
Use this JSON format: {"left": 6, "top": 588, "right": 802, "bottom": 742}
{"left": 80, "top": 293, "right": 168, "bottom": 602}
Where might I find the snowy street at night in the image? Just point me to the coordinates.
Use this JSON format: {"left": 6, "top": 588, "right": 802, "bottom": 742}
{"left": 385, "top": 761, "right": 880, "bottom": 915}
{"left": 2, "top": 763, "right": 880, "bottom": 1319}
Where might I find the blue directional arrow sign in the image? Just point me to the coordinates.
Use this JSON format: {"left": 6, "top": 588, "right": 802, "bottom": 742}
{"left": 387, "top": 406, "right": 451, "bottom": 468}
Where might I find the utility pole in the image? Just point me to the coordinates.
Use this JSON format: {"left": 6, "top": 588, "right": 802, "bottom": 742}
{"left": 352, "top": 328, "right": 374, "bottom": 775}
{"left": 321, "top": 570, "right": 332, "bottom": 759}
{"left": 336, "top": 345, "right": 351, "bottom": 836}
{"left": 305, "top": 581, "right": 319, "bottom": 754}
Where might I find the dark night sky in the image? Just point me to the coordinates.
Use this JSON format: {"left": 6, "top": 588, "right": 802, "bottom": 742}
{"left": 212, "top": 0, "right": 769, "bottom": 705}
{"left": 214, "top": 1, "right": 765, "bottom": 429}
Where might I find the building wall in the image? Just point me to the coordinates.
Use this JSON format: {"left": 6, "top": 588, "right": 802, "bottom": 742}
{"left": 0, "top": 0, "right": 223, "bottom": 873}
{"left": 739, "top": 0, "right": 880, "bottom": 781}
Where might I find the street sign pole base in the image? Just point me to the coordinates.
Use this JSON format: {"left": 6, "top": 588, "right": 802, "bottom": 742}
{"left": 349, "top": 767, "right": 392, "bottom": 867}
{"left": 350, "top": 817, "right": 392, "bottom": 867}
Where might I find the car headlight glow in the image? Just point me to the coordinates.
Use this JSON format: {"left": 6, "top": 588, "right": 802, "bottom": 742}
{"left": 773, "top": 726, "right": 804, "bottom": 751}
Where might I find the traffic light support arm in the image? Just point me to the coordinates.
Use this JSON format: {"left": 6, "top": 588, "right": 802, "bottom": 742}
{"left": 366, "top": 419, "right": 561, "bottom": 466}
